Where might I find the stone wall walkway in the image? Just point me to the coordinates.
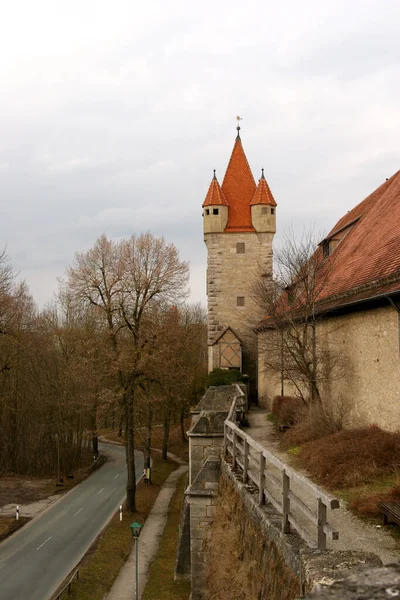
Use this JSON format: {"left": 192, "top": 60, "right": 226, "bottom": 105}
{"left": 244, "top": 407, "right": 400, "bottom": 565}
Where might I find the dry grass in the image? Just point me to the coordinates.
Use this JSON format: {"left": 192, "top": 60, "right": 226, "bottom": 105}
{"left": 142, "top": 473, "right": 191, "bottom": 600}
{"left": 298, "top": 425, "right": 400, "bottom": 489}
{"left": 0, "top": 517, "right": 30, "bottom": 542}
{"left": 66, "top": 457, "right": 178, "bottom": 600}
{"left": 205, "top": 478, "right": 299, "bottom": 600}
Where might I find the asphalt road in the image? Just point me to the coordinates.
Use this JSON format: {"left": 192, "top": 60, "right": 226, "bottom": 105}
{"left": 0, "top": 443, "right": 143, "bottom": 600}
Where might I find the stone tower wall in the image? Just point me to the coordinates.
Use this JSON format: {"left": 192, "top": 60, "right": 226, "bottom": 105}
{"left": 205, "top": 230, "right": 274, "bottom": 377}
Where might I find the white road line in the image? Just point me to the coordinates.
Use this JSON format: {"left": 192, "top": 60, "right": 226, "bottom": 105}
{"left": 97, "top": 488, "right": 104, "bottom": 495}
{"left": 73, "top": 508, "right": 83, "bottom": 516}
{"left": 114, "top": 474, "right": 120, "bottom": 479}
{"left": 36, "top": 537, "right": 52, "bottom": 551}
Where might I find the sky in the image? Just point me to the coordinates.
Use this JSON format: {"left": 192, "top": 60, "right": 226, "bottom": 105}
{"left": 0, "top": 0, "right": 399, "bottom": 308}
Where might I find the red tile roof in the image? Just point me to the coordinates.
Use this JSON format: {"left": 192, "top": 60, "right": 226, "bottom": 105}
{"left": 250, "top": 170, "right": 277, "bottom": 207}
{"left": 316, "top": 169, "right": 400, "bottom": 305}
{"left": 221, "top": 135, "right": 256, "bottom": 232}
{"left": 202, "top": 173, "right": 228, "bottom": 207}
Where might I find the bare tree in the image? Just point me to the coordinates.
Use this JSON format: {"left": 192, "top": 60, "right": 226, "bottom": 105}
{"left": 64, "top": 233, "right": 189, "bottom": 511}
{"left": 254, "top": 228, "right": 344, "bottom": 405}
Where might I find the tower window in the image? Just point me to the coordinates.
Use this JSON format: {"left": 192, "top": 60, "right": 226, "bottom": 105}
{"left": 205, "top": 209, "right": 210, "bottom": 215}
{"left": 213, "top": 208, "right": 219, "bottom": 215}
{"left": 271, "top": 208, "right": 275, "bottom": 215}
{"left": 237, "top": 296, "right": 245, "bottom": 307}
{"left": 236, "top": 242, "right": 245, "bottom": 254}
{"left": 262, "top": 207, "right": 268, "bottom": 214}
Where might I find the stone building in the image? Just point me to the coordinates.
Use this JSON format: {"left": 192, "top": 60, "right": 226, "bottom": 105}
{"left": 258, "top": 170, "right": 400, "bottom": 431}
{"left": 202, "top": 124, "right": 277, "bottom": 389}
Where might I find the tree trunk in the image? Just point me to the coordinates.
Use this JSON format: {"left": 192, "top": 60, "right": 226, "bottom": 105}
{"left": 162, "top": 404, "right": 170, "bottom": 460}
{"left": 125, "top": 388, "right": 136, "bottom": 513}
{"left": 180, "top": 404, "right": 186, "bottom": 443}
{"left": 310, "top": 322, "right": 321, "bottom": 404}
{"left": 92, "top": 401, "right": 98, "bottom": 458}
{"left": 145, "top": 397, "right": 152, "bottom": 469}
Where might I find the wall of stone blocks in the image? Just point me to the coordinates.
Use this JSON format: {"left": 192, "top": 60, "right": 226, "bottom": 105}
{"left": 205, "top": 230, "right": 274, "bottom": 376}
{"left": 189, "top": 436, "right": 224, "bottom": 485}
{"left": 189, "top": 493, "right": 218, "bottom": 600}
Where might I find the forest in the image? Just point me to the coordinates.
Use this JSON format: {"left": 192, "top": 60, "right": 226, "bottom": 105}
{"left": 0, "top": 234, "right": 207, "bottom": 511}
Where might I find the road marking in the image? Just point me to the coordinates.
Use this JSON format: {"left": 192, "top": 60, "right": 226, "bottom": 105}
{"left": 114, "top": 474, "right": 120, "bottom": 479}
{"left": 36, "top": 537, "right": 51, "bottom": 551}
{"left": 97, "top": 488, "right": 104, "bottom": 495}
{"left": 73, "top": 508, "right": 83, "bottom": 516}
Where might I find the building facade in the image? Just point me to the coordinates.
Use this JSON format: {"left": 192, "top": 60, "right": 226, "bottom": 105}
{"left": 258, "top": 169, "right": 400, "bottom": 431}
{"left": 202, "top": 126, "right": 277, "bottom": 388}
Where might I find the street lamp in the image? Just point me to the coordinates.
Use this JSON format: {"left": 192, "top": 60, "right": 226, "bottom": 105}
{"left": 129, "top": 521, "right": 142, "bottom": 600}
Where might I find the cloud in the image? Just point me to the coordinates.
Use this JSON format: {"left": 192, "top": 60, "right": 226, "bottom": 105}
{"left": 0, "top": 0, "right": 399, "bottom": 308}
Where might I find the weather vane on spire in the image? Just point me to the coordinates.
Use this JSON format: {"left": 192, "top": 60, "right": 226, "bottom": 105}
{"left": 236, "top": 115, "right": 242, "bottom": 140}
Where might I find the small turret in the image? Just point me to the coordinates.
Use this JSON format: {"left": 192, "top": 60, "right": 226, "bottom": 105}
{"left": 202, "top": 170, "right": 229, "bottom": 234}
{"left": 250, "top": 168, "right": 277, "bottom": 233}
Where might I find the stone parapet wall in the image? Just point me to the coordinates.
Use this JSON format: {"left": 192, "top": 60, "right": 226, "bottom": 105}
{"left": 212, "top": 461, "right": 381, "bottom": 599}
{"left": 303, "top": 564, "right": 400, "bottom": 599}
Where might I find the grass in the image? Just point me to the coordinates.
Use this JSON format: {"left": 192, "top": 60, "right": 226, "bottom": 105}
{"left": 0, "top": 517, "right": 30, "bottom": 542}
{"left": 142, "top": 472, "right": 191, "bottom": 600}
{"left": 66, "top": 456, "right": 178, "bottom": 600}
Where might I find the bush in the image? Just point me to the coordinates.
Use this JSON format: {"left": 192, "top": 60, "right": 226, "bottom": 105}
{"left": 349, "top": 480, "right": 400, "bottom": 519}
{"left": 298, "top": 425, "right": 400, "bottom": 489}
{"left": 206, "top": 368, "right": 248, "bottom": 388}
{"left": 271, "top": 396, "right": 304, "bottom": 429}
{"left": 281, "top": 398, "right": 351, "bottom": 448}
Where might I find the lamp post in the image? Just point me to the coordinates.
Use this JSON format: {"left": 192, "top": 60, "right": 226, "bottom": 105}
{"left": 129, "top": 521, "right": 142, "bottom": 600}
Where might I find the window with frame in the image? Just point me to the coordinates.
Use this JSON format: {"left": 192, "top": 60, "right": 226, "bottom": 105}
{"left": 237, "top": 296, "right": 245, "bottom": 307}
{"left": 271, "top": 208, "right": 275, "bottom": 215}
{"left": 213, "top": 208, "right": 219, "bottom": 215}
{"left": 236, "top": 242, "right": 245, "bottom": 254}
{"left": 205, "top": 209, "right": 210, "bottom": 215}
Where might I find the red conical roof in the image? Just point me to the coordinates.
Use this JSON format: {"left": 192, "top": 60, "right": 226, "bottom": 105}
{"left": 222, "top": 132, "right": 256, "bottom": 232}
{"left": 250, "top": 170, "right": 277, "bottom": 207}
{"left": 202, "top": 172, "right": 228, "bottom": 207}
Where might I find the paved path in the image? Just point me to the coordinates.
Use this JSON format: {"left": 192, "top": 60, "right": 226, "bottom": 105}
{"left": 0, "top": 443, "right": 143, "bottom": 600}
{"left": 106, "top": 458, "right": 188, "bottom": 600}
{"left": 244, "top": 407, "right": 400, "bottom": 564}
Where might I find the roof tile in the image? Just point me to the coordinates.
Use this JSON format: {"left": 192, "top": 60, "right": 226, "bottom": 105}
{"left": 317, "top": 169, "right": 400, "bottom": 304}
{"left": 202, "top": 174, "right": 228, "bottom": 207}
{"left": 222, "top": 137, "right": 256, "bottom": 232}
{"left": 250, "top": 171, "right": 277, "bottom": 207}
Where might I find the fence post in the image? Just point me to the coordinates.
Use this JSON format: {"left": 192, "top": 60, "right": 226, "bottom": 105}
{"left": 232, "top": 431, "right": 237, "bottom": 468}
{"left": 282, "top": 470, "right": 290, "bottom": 533}
{"left": 259, "top": 452, "right": 265, "bottom": 505}
{"left": 224, "top": 423, "right": 228, "bottom": 458}
{"left": 317, "top": 498, "right": 327, "bottom": 549}
{"left": 243, "top": 439, "right": 249, "bottom": 483}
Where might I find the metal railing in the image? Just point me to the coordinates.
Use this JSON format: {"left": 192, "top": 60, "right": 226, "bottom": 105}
{"left": 54, "top": 569, "right": 80, "bottom": 599}
{"left": 224, "top": 386, "right": 339, "bottom": 550}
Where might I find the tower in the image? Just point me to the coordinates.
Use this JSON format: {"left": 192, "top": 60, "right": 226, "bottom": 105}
{"left": 202, "top": 124, "right": 277, "bottom": 391}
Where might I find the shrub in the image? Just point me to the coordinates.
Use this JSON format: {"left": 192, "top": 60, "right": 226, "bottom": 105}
{"left": 271, "top": 396, "right": 304, "bottom": 429}
{"left": 298, "top": 425, "right": 400, "bottom": 489}
{"left": 206, "top": 368, "right": 248, "bottom": 388}
{"left": 349, "top": 480, "right": 400, "bottom": 519}
{"left": 281, "top": 398, "right": 351, "bottom": 448}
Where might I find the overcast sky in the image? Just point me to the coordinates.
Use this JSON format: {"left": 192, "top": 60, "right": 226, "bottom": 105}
{"left": 1, "top": 0, "right": 399, "bottom": 308}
